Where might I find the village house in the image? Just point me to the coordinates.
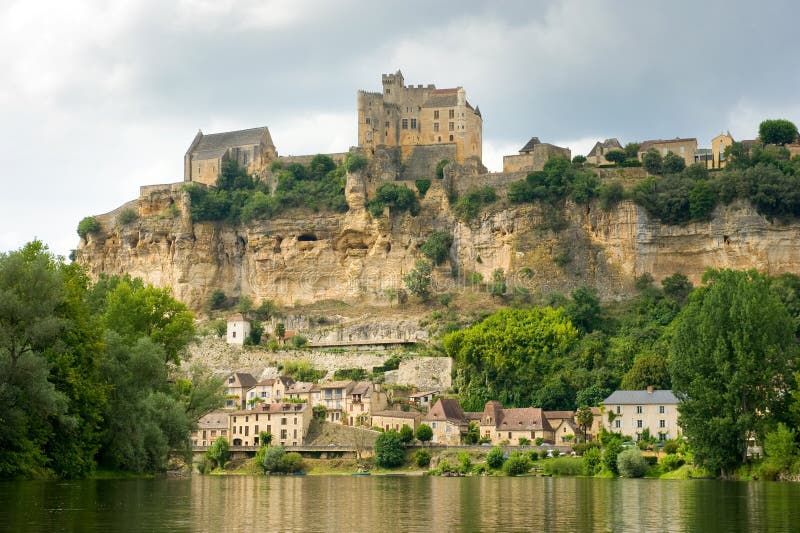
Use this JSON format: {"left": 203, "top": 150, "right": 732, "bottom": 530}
{"left": 316, "top": 381, "right": 355, "bottom": 424}
{"left": 191, "top": 411, "right": 228, "bottom": 447}
{"left": 585, "top": 138, "right": 624, "bottom": 165}
{"left": 184, "top": 126, "right": 277, "bottom": 186}
{"left": 371, "top": 410, "right": 422, "bottom": 432}
{"left": 246, "top": 376, "right": 295, "bottom": 409}
{"left": 479, "top": 401, "right": 554, "bottom": 445}
{"left": 226, "top": 313, "right": 251, "bottom": 346}
{"left": 409, "top": 390, "right": 438, "bottom": 410}
{"left": 503, "top": 137, "right": 571, "bottom": 173}
{"left": 545, "top": 410, "right": 580, "bottom": 444}
{"left": 422, "top": 398, "right": 470, "bottom": 445}
{"left": 224, "top": 372, "right": 258, "bottom": 410}
{"left": 229, "top": 402, "right": 311, "bottom": 447}
{"left": 602, "top": 387, "right": 681, "bottom": 441}
{"left": 638, "top": 137, "right": 697, "bottom": 167}
{"left": 344, "top": 381, "right": 388, "bottom": 427}
{"left": 285, "top": 381, "right": 316, "bottom": 403}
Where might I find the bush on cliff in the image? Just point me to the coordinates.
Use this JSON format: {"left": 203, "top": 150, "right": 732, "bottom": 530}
{"left": 77, "top": 216, "right": 101, "bottom": 238}
{"left": 366, "top": 183, "right": 419, "bottom": 217}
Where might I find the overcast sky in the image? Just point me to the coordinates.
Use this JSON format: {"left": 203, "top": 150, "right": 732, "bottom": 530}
{"left": 2, "top": 0, "right": 799, "bottom": 258}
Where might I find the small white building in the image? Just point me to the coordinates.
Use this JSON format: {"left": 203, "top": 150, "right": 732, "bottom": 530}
{"left": 226, "top": 313, "right": 251, "bottom": 346}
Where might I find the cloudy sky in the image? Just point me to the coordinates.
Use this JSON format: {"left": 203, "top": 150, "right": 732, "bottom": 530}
{"left": 2, "top": 0, "right": 799, "bottom": 258}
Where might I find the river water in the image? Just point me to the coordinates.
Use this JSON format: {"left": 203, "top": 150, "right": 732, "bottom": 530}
{"left": 2, "top": 475, "right": 798, "bottom": 532}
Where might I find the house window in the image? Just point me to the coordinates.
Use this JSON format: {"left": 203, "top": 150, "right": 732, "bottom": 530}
{"left": 615, "top": 406, "right": 621, "bottom": 414}
{"left": 402, "top": 119, "right": 408, "bottom": 129}
{"left": 281, "top": 418, "right": 287, "bottom": 425}
{"left": 254, "top": 425, "right": 259, "bottom": 433}
{"left": 449, "top": 109, "right": 454, "bottom": 119}
{"left": 410, "top": 118, "right": 417, "bottom": 129}
{"left": 244, "top": 426, "right": 249, "bottom": 436}
{"left": 636, "top": 406, "right": 643, "bottom": 414}
{"left": 261, "top": 391, "right": 267, "bottom": 398}
{"left": 660, "top": 420, "right": 666, "bottom": 428}
{"left": 431, "top": 422, "right": 437, "bottom": 429}
{"left": 636, "top": 420, "right": 643, "bottom": 428}
{"left": 449, "top": 135, "right": 454, "bottom": 142}
{"left": 434, "top": 110, "right": 439, "bottom": 119}
{"left": 434, "top": 123, "right": 439, "bottom": 132}
{"left": 614, "top": 420, "right": 621, "bottom": 429}
{"left": 211, "top": 430, "right": 216, "bottom": 436}
{"left": 243, "top": 152, "right": 249, "bottom": 165}
{"left": 229, "top": 377, "right": 235, "bottom": 384}
{"left": 437, "top": 136, "right": 441, "bottom": 142}
{"left": 659, "top": 405, "right": 665, "bottom": 414}
{"left": 232, "top": 331, "right": 236, "bottom": 338}
{"left": 281, "top": 429, "right": 288, "bottom": 439}
{"left": 449, "top": 122, "right": 454, "bottom": 131}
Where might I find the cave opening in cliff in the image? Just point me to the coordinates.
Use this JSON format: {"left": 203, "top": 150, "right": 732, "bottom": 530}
{"left": 298, "top": 234, "right": 318, "bottom": 242}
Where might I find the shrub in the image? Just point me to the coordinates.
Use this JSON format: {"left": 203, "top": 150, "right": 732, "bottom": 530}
{"left": 598, "top": 181, "right": 625, "bottom": 211}
{"left": 209, "top": 319, "right": 226, "bottom": 338}
{"left": 457, "top": 452, "right": 472, "bottom": 473}
{"left": 486, "top": 446, "right": 506, "bottom": 469}
{"left": 544, "top": 457, "right": 583, "bottom": 476}
{"left": 488, "top": 269, "right": 507, "bottom": 297}
{"left": 518, "top": 437, "right": 531, "bottom": 446}
{"left": 642, "top": 149, "right": 663, "bottom": 174}
{"left": 660, "top": 453, "right": 685, "bottom": 472}
{"left": 604, "top": 150, "right": 627, "bottom": 165}
{"left": 526, "top": 450, "right": 539, "bottom": 462}
{"left": 261, "top": 445, "right": 286, "bottom": 472}
{"left": 415, "top": 179, "right": 432, "bottom": 197}
{"left": 617, "top": 448, "right": 648, "bottom": 478}
{"left": 582, "top": 446, "right": 602, "bottom": 475}
{"left": 209, "top": 289, "right": 227, "bottom": 310}
{"left": 415, "top": 424, "right": 433, "bottom": 444}
{"left": 367, "top": 183, "right": 419, "bottom": 217}
{"left": 375, "top": 430, "right": 405, "bottom": 468}
{"left": 421, "top": 231, "right": 453, "bottom": 265}
{"left": 117, "top": 208, "right": 139, "bottom": 226}
{"left": 662, "top": 152, "right": 686, "bottom": 174}
{"left": 621, "top": 158, "right": 642, "bottom": 167}
{"left": 663, "top": 440, "right": 680, "bottom": 455}
{"left": 291, "top": 335, "right": 308, "bottom": 348}
{"left": 602, "top": 438, "right": 623, "bottom": 474}
{"left": 452, "top": 187, "right": 497, "bottom": 222}
{"left": 404, "top": 260, "right": 433, "bottom": 301}
{"left": 278, "top": 452, "right": 304, "bottom": 473}
{"left": 503, "top": 452, "right": 531, "bottom": 476}
{"left": 77, "top": 216, "right": 101, "bottom": 238}
{"left": 414, "top": 449, "right": 431, "bottom": 467}
{"left": 399, "top": 424, "right": 414, "bottom": 444}
{"left": 572, "top": 155, "right": 587, "bottom": 164}
{"left": 344, "top": 152, "right": 367, "bottom": 172}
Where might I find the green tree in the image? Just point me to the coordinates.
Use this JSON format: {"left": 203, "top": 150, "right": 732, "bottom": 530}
{"left": 275, "top": 323, "right": 286, "bottom": 340}
{"left": 445, "top": 308, "right": 580, "bottom": 411}
{"left": 620, "top": 353, "right": 670, "bottom": 390}
{"left": 415, "top": 424, "right": 433, "bottom": 445}
{"left": 604, "top": 150, "right": 626, "bottom": 165}
{"left": 566, "top": 285, "right": 603, "bottom": 333}
{"left": 403, "top": 260, "right": 433, "bottom": 301}
{"left": 209, "top": 289, "right": 227, "bottom": 310}
{"left": 763, "top": 423, "right": 798, "bottom": 474}
{"left": 572, "top": 155, "right": 587, "bottom": 165}
{"left": 415, "top": 179, "right": 431, "bottom": 196}
{"left": 662, "top": 152, "right": 686, "bottom": 174}
{"left": 278, "top": 452, "right": 304, "bottom": 473}
{"left": 261, "top": 445, "right": 286, "bottom": 473}
{"left": 375, "top": 430, "right": 405, "bottom": 468}
{"left": 399, "top": 424, "right": 414, "bottom": 443}
{"left": 237, "top": 295, "right": 253, "bottom": 314}
{"left": 661, "top": 272, "right": 693, "bottom": 305}
{"left": 602, "top": 437, "right": 623, "bottom": 474}
{"left": 617, "top": 448, "right": 647, "bottom": 478}
{"left": 624, "top": 143, "right": 642, "bottom": 159}
{"left": 414, "top": 449, "right": 431, "bottom": 467}
{"left": 421, "top": 231, "right": 452, "bottom": 265}
{"left": 487, "top": 446, "right": 506, "bottom": 469}
{"left": 503, "top": 452, "right": 531, "bottom": 476}
{"left": 576, "top": 406, "right": 594, "bottom": 442}
{"left": 669, "top": 269, "right": 797, "bottom": 476}
{"left": 464, "top": 422, "right": 480, "bottom": 444}
{"left": 689, "top": 180, "right": 717, "bottom": 220}
{"left": 206, "top": 437, "right": 230, "bottom": 470}
{"left": 77, "top": 216, "right": 101, "bottom": 238}
{"left": 435, "top": 159, "right": 450, "bottom": 179}
{"left": 759, "top": 119, "right": 799, "bottom": 145}
{"left": 642, "top": 149, "right": 663, "bottom": 174}
{"left": 582, "top": 446, "right": 602, "bottom": 475}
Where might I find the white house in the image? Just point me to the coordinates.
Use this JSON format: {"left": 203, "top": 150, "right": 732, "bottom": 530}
{"left": 602, "top": 387, "right": 681, "bottom": 441}
{"left": 226, "top": 313, "right": 251, "bottom": 346}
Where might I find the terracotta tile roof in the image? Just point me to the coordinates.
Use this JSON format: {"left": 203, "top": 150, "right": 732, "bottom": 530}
{"left": 319, "top": 380, "right": 354, "bottom": 389}
{"left": 497, "top": 407, "right": 552, "bottom": 432}
{"left": 423, "top": 398, "right": 466, "bottom": 424}
{"left": 197, "top": 411, "right": 228, "bottom": 429}
{"left": 286, "top": 382, "right": 314, "bottom": 394}
{"left": 227, "top": 313, "right": 247, "bottom": 322}
{"left": 544, "top": 410, "right": 575, "bottom": 421}
{"left": 372, "top": 410, "right": 420, "bottom": 419}
{"left": 230, "top": 372, "right": 257, "bottom": 388}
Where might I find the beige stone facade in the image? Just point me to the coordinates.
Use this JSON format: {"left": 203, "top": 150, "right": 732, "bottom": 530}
{"left": 245, "top": 376, "right": 295, "bottom": 409}
{"left": 357, "top": 70, "right": 482, "bottom": 164}
{"left": 586, "top": 138, "right": 623, "bottom": 165}
{"left": 711, "top": 132, "right": 734, "bottom": 169}
{"left": 344, "top": 381, "right": 387, "bottom": 427}
{"left": 371, "top": 410, "right": 422, "bottom": 432}
{"left": 478, "top": 401, "right": 554, "bottom": 445}
{"left": 229, "top": 403, "right": 311, "bottom": 447}
{"left": 184, "top": 127, "right": 277, "bottom": 186}
{"left": 638, "top": 138, "right": 697, "bottom": 167}
{"left": 602, "top": 388, "right": 681, "bottom": 441}
{"left": 224, "top": 372, "right": 257, "bottom": 410}
{"left": 191, "top": 411, "right": 228, "bottom": 447}
{"left": 503, "top": 137, "right": 571, "bottom": 173}
{"left": 422, "top": 398, "right": 468, "bottom": 445}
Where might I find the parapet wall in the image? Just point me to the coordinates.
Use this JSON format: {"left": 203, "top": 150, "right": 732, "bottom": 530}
{"left": 276, "top": 152, "right": 348, "bottom": 167}
{"left": 450, "top": 171, "right": 528, "bottom": 195}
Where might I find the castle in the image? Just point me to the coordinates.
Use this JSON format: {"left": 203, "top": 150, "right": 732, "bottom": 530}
{"left": 356, "top": 70, "right": 483, "bottom": 164}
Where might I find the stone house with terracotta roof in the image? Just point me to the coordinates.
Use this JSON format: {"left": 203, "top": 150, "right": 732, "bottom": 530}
{"left": 229, "top": 402, "right": 311, "bottom": 447}
{"left": 371, "top": 410, "right": 422, "bottom": 432}
{"left": 585, "top": 138, "right": 623, "bottom": 165}
{"left": 191, "top": 410, "right": 228, "bottom": 447}
{"left": 245, "top": 376, "right": 295, "bottom": 408}
{"left": 184, "top": 126, "right": 277, "bottom": 186}
{"left": 344, "top": 381, "right": 387, "bottom": 427}
{"left": 224, "top": 372, "right": 257, "bottom": 410}
{"left": 226, "top": 313, "right": 251, "bottom": 346}
{"left": 503, "top": 136, "right": 571, "bottom": 173}
{"left": 422, "top": 398, "right": 469, "bottom": 445}
{"left": 638, "top": 137, "right": 697, "bottom": 167}
{"left": 479, "top": 401, "right": 554, "bottom": 445}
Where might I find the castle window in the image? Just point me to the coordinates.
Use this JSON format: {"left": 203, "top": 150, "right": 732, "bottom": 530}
{"left": 401, "top": 119, "right": 408, "bottom": 130}
{"left": 449, "top": 109, "right": 455, "bottom": 119}
{"left": 385, "top": 89, "right": 390, "bottom": 94}
{"left": 365, "top": 117, "right": 371, "bottom": 125}
{"left": 449, "top": 122, "right": 454, "bottom": 131}
{"left": 449, "top": 135, "right": 454, "bottom": 142}
{"left": 384, "top": 121, "right": 389, "bottom": 128}
{"left": 410, "top": 118, "right": 417, "bottom": 129}
{"left": 433, "top": 123, "right": 439, "bottom": 132}
{"left": 437, "top": 136, "right": 441, "bottom": 142}
{"left": 434, "top": 110, "right": 439, "bottom": 119}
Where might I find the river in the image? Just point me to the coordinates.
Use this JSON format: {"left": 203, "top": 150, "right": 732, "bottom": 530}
{"left": 2, "top": 475, "right": 798, "bottom": 532}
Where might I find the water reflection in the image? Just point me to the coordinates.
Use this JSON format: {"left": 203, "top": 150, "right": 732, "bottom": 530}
{"left": 2, "top": 476, "right": 800, "bottom": 532}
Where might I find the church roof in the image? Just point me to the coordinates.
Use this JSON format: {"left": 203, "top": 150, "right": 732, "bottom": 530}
{"left": 192, "top": 127, "right": 273, "bottom": 160}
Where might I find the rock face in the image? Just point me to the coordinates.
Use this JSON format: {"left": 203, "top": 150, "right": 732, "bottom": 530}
{"left": 77, "top": 173, "right": 800, "bottom": 311}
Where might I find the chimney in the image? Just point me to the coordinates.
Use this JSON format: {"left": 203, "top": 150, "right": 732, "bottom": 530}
{"left": 647, "top": 386, "right": 654, "bottom": 394}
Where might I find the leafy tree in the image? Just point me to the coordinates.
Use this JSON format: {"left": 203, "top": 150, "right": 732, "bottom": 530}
{"left": 445, "top": 308, "right": 580, "bottom": 411}
{"left": 763, "top": 423, "right": 798, "bottom": 474}
{"left": 642, "top": 149, "right": 663, "bottom": 174}
{"left": 661, "top": 273, "right": 693, "bottom": 305}
{"left": 617, "top": 448, "right": 647, "bottom": 477}
{"left": 291, "top": 334, "right": 308, "bottom": 348}
{"left": 403, "top": 260, "right": 433, "bottom": 301}
{"left": 582, "top": 446, "right": 602, "bottom": 475}
{"left": 281, "top": 360, "right": 324, "bottom": 382}
{"left": 662, "top": 152, "right": 686, "bottom": 174}
{"left": 421, "top": 231, "right": 452, "bottom": 265}
{"left": 278, "top": 452, "right": 304, "bottom": 473}
{"left": 206, "top": 437, "right": 230, "bottom": 470}
{"left": 669, "top": 269, "right": 797, "bottom": 476}
{"left": 576, "top": 406, "right": 594, "bottom": 441}
{"left": 759, "top": 119, "right": 799, "bottom": 145}
{"left": 598, "top": 181, "right": 625, "bottom": 211}
{"left": 375, "top": 430, "right": 405, "bottom": 468}
{"left": 566, "top": 286, "right": 603, "bottom": 333}
{"left": 399, "top": 424, "right": 414, "bottom": 443}
{"left": 237, "top": 296, "right": 253, "bottom": 314}
{"left": 77, "top": 216, "right": 101, "bottom": 238}
{"left": 452, "top": 186, "right": 497, "bottom": 221}
{"left": 572, "top": 155, "right": 587, "bottom": 164}
{"left": 688, "top": 180, "right": 716, "bottom": 220}
{"left": 503, "top": 452, "right": 531, "bottom": 476}
{"left": 367, "top": 183, "right": 419, "bottom": 217}
{"left": 275, "top": 323, "right": 286, "bottom": 340}
{"left": 624, "top": 143, "right": 642, "bottom": 159}
{"left": 248, "top": 321, "right": 264, "bottom": 345}
{"left": 415, "top": 424, "right": 433, "bottom": 444}
{"left": 117, "top": 208, "right": 139, "bottom": 226}
{"left": 344, "top": 152, "right": 367, "bottom": 173}
{"left": 261, "top": 445, "right": 286, "bottom": 473}
{"left": 464, "top": 422, "right": 480, "bottom": 444}
{"left": 414, "top": 449, "right": 431, "bottom": 467}
{"left": 217, "top": 160, "right": 254, "bottom": 191}
{"left": 487, "top": 446, "right": 506, "bottom": 469}
{"left": 602, "top": 437, "right": 623, "bottom": 474}
{"left": 209, "top": 289, "right": 227, "bottom": 310}
{"left": 604, "top": 150, "right": 626, "bottom": 165}
{"left": 620, "top": 353, "right": 670, "bottom": 390}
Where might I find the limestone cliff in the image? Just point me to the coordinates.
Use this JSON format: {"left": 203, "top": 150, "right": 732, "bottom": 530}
{"left": 76, "top": 172, "right": 800, "bottom": 311}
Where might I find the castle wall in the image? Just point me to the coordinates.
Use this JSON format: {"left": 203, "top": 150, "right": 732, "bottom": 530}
{"left": 400, "top": 144, "right": 457, "bottom": 181}
{"left": 503, "top": 145, "right": 571, "bottom": 173}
